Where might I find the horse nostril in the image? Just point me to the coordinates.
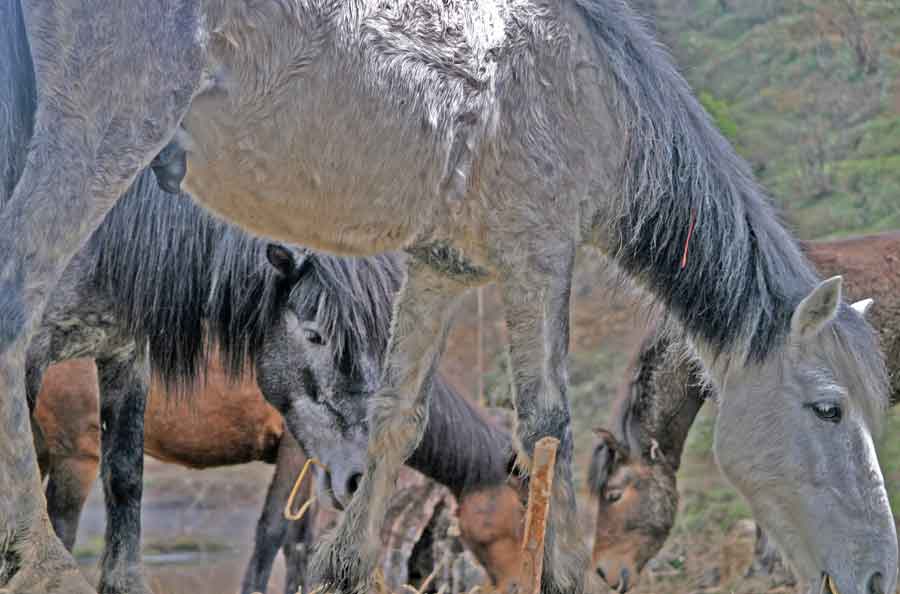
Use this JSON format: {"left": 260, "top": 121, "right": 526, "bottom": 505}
{"left": 619, "top": 567, "right": 631, "bottom": 593}
{"left": 595, "top": 567, "right": 606, "bottom": 581}
{"left": 346, "top": 472, "right": 362, "bottom": 495}
{"left": 868, "top": 571, "right": 884, "bottom": 594}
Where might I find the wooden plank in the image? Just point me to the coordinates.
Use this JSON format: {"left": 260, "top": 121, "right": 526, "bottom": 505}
{"left": 517, "top": 437, "right": 560, "bottom": 594}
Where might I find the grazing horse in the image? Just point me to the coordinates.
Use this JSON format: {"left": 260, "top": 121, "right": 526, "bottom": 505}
{"left": 0, "top": 2, "right": 896, "bottom": 593}
{"left": 589, "top": 230, "right": 900, "bottom": 591}
{"left": 11, "top": 164, "right": 520, "bottom": 594}
{"left": 33, "top": 343, "right": 518, "bottom": 592}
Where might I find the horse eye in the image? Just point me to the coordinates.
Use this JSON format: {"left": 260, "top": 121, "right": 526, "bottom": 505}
{"left": 303, "top": 328, "right": 325, "bottom": 345}
{"left": 605, "top": 489, "right": 623, "bottom": 504}
{"left": 810, "top": 402, "right": 842, "bottom": 423}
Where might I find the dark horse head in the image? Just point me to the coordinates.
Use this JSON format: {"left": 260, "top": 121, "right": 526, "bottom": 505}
{"left": 91, "top": 170, "right": 510, "bottom": 510}
{"left": 89, "top": 170, "right": 404, "bottom": 509}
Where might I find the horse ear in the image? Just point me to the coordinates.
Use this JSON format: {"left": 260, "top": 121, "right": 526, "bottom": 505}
{"left": 790, "top": 276, "right": 842, "bottom": 341}
{"left": 266, "top": 244, "right": 312, "bottom": 281}
{"left": 850, "top": 298, "right": 874, "bottom": 319}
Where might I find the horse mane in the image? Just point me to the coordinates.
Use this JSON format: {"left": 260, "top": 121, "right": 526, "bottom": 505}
{"left": 575, "top": 0, "right": 888, "bottom": 422}
{"left": 88, "top": 171, "right": 221, "bottom": 388}
{"left": 576, "top": 0, "right": 818, "bottom": 361}
{"left": 407, "top": 375, "right": 513, "bottom": 497}
{"left": 89, "top": 168, "right": 404, "bottom": 390}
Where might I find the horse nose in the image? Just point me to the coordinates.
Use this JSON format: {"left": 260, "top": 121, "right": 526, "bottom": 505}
{"left": 867, "top": 571, "right": 884, "bottom": 594}
{"left": 595, "top": 567, "right": 606, "bottom": 580}
{"left": 346, "top": 472, "right": 363, "bottom": 496}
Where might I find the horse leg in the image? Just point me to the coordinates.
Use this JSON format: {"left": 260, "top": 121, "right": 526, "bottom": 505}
{"left": 282, "top": 501, "right": 314, "bottom": 594}
{"left": 241, "top": 432, "right": 311, "bottom": 594}
{"left": 309, "top": 258, "right": 467, "bottom": 593}
{"left": 46, "top": 450, "right": 101, "bottom": 552}
{"left": 95, "top": 351, "right": 153, "bottom": 594}
{"left": 0, "top": 4, "right": 204, "bottom": 592}
{"left": 498, "top": 244, "right": 587, "bottom": 594}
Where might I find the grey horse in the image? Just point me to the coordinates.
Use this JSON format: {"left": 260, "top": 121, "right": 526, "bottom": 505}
{"left": 0, "top": 1, "right": 896, "bottom": 594}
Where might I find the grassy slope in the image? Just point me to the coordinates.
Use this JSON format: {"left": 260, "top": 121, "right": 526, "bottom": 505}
{"left": 653, "top": 0, "right": 900, "bottom": 239}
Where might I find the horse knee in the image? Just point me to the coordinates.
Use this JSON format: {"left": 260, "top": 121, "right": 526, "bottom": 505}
{"left": 369, "top": 398, "right": 427, "bottom": 460}
{"left": 517, "top": 406, "right": 572, "bottom": 458}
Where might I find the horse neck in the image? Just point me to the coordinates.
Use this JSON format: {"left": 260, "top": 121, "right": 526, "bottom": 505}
{"left": 406, "top": 375, "right": 512, "bottom": 498}
{"left": 648, "top": 353, "right": 707, "bottom": 472}
{"left": 578, "top": 0, "right": 820, "bottom": 375}
{"left": 618, "top": 331, "right": 706, "bottom": 472}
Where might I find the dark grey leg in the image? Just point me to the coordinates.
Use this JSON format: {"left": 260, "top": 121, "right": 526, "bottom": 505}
{"left": 96, "top": 350, "right": 153, "bottom": 594}
{"left": 241, "top": 431, "right": 312, "bottom": 594}
{"left": 45, "top": 450, "right": 101, "bottom": 552}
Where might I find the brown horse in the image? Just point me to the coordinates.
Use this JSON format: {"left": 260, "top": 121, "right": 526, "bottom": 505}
{"left": 589, "top": 230, "right": 900, "bottom": 591}
{"left": 31, "top": 357, "right": 313, "bottom": 594}
{"left": 31, "top": 357, "right": 534, "bottom": 594}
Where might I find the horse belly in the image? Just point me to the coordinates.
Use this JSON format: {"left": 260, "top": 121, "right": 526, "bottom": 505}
{"left": 143, "top": 370, "right": 284, "bottom": 469}
{"left": 181, "top": 83, "right": 445, "bottom": 256}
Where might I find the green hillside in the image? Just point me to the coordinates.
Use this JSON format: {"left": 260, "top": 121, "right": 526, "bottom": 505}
{"left": 646, "top": 0, "right": 900, "bottom": 239}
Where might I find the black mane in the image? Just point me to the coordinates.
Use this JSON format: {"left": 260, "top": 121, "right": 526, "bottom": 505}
{"left": 577, "top": 0, "right": 820, "bottom": 362}
{"left": 88, "top": 168, "right": 402, "bottom": 389}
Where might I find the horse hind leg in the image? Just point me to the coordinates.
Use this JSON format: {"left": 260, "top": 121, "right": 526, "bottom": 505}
{"left": 498, "top": 243, "right": 588, "bottom": 594}
{"left": 0, "top": 3, "right": 204, "bottom": 593}
{"left": 308, "top": 258, "right": 468, "bottom": 594}
{"left": 95, "top": 350, "right": 154, "bottom": 594}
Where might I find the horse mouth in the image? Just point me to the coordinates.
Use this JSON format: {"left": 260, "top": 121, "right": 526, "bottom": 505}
{"left": 320, "top": 472, "right": 346, "bottom": 511}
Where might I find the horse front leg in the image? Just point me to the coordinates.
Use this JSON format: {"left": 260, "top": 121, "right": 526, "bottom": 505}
{"left": 96, "top": 350, "right": 152, "bottom": 594}
{"left": 499, "top": 243, "right": 588, "bottom": 594}
{"left": 0, "top": 4, "right": 204, "bottom": 593}
{"left": 241, "top": 431, "right": 311, "bottom": 594}
{"left": 309, "top": 258, "right": 467, "bottom": 594}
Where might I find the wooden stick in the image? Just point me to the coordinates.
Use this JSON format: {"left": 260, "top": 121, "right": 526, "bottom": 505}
{"left": 517, "top": 437, "right": 560, "bottom": 594}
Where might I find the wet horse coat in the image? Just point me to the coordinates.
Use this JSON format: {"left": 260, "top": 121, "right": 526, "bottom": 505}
{"left": 0, "top": 2, "right": 896, "bottom": 594}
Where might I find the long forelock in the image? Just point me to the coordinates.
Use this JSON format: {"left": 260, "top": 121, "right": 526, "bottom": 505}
{"left": 290, "top": 252, "right": 404, "bottom": 373}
